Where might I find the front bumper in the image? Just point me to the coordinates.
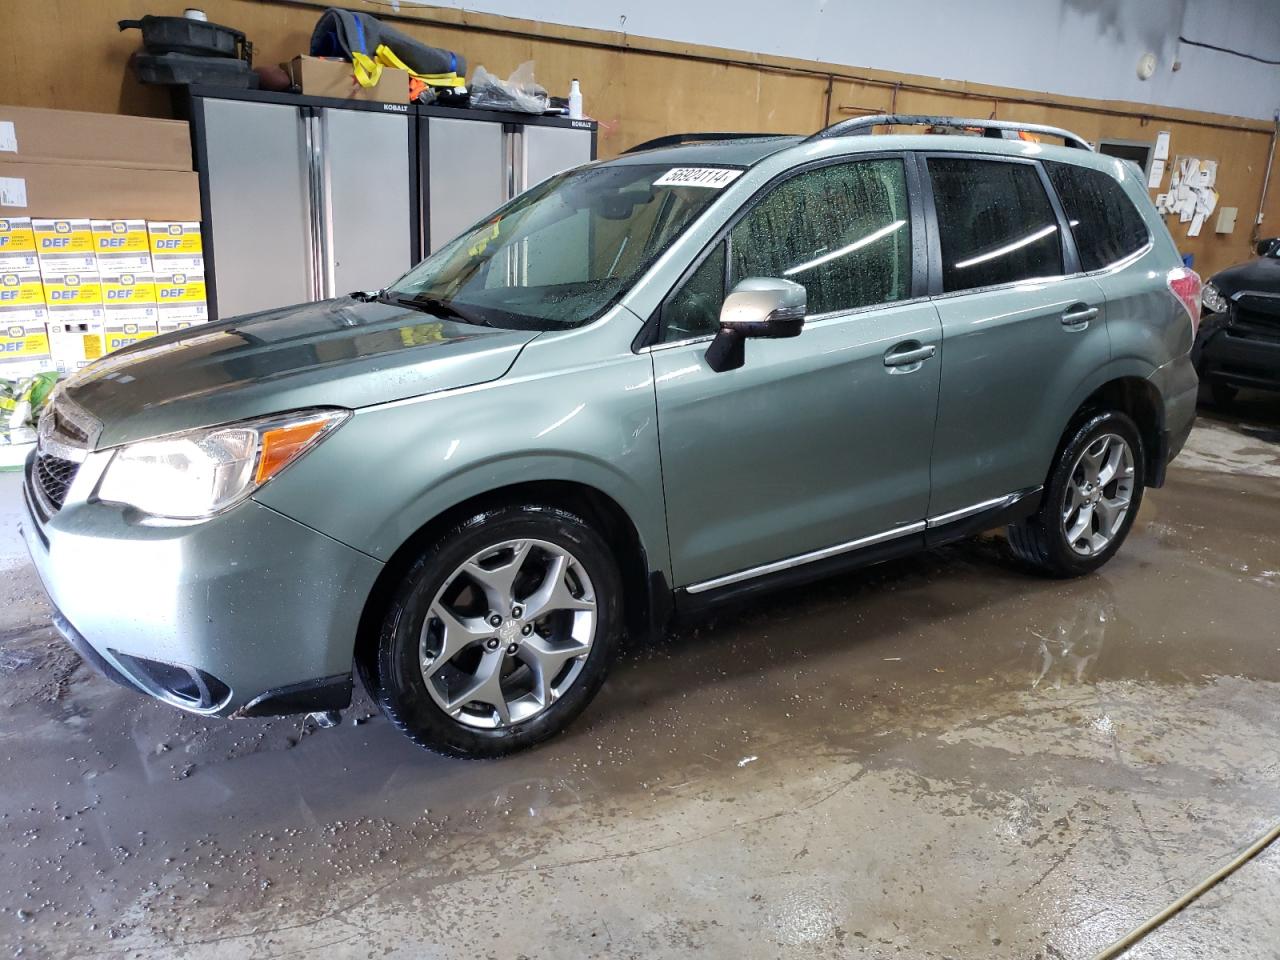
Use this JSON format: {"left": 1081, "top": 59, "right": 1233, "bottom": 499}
{"left": 1193, "top": 311, "right": 1280, "bottom": 393}
{"left": 20, "top": 448, "right": 383, "bottom": 717}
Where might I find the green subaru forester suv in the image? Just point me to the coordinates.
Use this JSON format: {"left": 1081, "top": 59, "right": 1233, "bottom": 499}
{"left": 22, "top": 115, "right": 1200, "bottom": 757}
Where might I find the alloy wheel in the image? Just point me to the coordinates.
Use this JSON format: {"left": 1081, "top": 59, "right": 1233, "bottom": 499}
{"left": 1061, "top": 433, "right": 1135, "bottom": 556}
{"left": 419, "top": 538, "right": 597, "bottom": 729}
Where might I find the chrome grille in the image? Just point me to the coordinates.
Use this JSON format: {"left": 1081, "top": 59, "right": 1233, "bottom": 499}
{"left": 33, "top": 452, "right": 79, "bottom": 513}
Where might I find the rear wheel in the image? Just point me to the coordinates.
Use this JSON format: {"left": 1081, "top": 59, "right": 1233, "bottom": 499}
{"left": 369, "top": 503, "right": 622, "bottom": 758}
{"left": 1007, "top": 411, "right": 1145, "bottom": 578}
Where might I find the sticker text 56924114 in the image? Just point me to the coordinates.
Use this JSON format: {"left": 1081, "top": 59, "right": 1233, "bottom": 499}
{"left": 654, "top": 168, "right": 744, "bottom": 189}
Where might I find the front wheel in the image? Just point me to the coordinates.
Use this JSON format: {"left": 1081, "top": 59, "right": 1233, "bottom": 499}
{"left": 1007, "top": 411, "right": 1145, "bottom": 578}
{"left": 369, "top": 503, "right": 622, "bottom": 758}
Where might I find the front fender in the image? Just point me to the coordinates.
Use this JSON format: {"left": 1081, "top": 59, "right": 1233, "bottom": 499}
{"left": 255, "top": 341, "right": 669, "bottom": 581}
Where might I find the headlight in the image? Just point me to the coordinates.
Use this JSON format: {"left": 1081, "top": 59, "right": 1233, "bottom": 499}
{"left": 1201, "top": 282, "right": 1229, "bottom": 315}
{"left": 97, "top": 408, "right": 348, "bottom": 519}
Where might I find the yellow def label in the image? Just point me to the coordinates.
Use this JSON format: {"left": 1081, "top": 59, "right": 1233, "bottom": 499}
{"left": 156, "top": 274, "right": 207, "bottom": 304}
{"left": 33, "top": 219, "right": 95, "bottom": 256}
{"left": 0, "top": 272, "right": 45, "bottom": 308}
{"left": 92, "top": 220, "right": 151, "bottom": 255}
{"left": 0, "top": 218, "right": 37, "bottom": 254}
{"left": 106, "top": 329, "right": 157, "bottom": 352}
{"left": 83, "top": 333, "right": 105, "bottom": 360}
{"left": 148, "top": 221, "right": 203, "bottom": 256}
{"left": 44, "top": 273, "right": 103, "bottom": 307}
{"left": 102, "top": 274, "right": 157, "bottom": 306}
{"left": 0, "top": 327, "right": 49, "bottom": 358}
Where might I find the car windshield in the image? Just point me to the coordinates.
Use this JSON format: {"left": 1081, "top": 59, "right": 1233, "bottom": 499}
{"left": 386, "top": 163, "right": 738, "bottom": 330}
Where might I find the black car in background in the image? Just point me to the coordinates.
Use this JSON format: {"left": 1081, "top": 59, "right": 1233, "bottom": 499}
{"left": 1195, "top": 238, "right": 1280, "bottom": 404}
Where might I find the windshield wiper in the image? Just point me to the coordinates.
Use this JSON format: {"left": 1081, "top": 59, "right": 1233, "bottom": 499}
{"left": 382, "top": 291, "right": 492, "bottom": 327}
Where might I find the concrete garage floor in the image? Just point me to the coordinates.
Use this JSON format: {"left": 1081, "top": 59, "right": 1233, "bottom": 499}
{"left": 2, "top": 397, "right": 1279, "bottom": 960}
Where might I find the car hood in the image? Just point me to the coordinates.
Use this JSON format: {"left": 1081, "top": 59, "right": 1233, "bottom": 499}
{"left": 62, "top": 297, "right": 540, "bottom": 448}
{"left": 1210, "top": 256, "right": 1280, "bottom": 298}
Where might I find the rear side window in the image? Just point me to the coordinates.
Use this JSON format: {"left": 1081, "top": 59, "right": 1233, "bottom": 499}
{"left": 1044, "top": 160, "right": 1151, "bottom": 271}
{"left": 927, "top": 158, "right": 1064, "bottom": 293}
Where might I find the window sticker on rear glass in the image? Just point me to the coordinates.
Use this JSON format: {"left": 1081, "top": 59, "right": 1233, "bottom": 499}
{"left": 654, "top": 168, "right": 743, "bottom": 189}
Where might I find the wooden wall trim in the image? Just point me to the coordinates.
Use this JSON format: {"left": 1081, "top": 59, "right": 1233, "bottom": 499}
{"left": 269, "top": 0, "right": 1273, "bottom": 134}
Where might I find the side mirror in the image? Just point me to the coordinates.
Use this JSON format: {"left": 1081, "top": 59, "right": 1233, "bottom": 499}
{"left": 705, "top": 277, "right": 806, "bottom": 373}
{"left": 1255, "top": 238, "right": 1278, "bottom": 257}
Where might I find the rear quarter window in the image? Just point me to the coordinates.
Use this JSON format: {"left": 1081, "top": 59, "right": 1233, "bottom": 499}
{"left": 1044, "top": 160, "right": 1151, "bottom": 271}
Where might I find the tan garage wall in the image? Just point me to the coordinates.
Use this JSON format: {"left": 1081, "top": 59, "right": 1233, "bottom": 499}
{"left": 2, "top": 0, "right": 1277, "bottom": 277}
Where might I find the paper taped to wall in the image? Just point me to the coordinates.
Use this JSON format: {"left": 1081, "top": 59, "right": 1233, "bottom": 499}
{"left": 1147, "top": 159, "right": 1165, "bottom": 189}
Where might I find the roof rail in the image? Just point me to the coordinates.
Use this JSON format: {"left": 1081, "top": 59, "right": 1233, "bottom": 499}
{"left": 622, "top": 132, "right": 788, "bottom": 154}
{"left": 804, "top": 114, "right": 1093, "bottom": 151}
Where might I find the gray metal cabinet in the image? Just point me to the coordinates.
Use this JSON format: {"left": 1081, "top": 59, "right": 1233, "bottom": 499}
{"left": 191, "top": 89, "right": 596, "bottom": 320}
{"left": 523, "top": 123, "right": 594, "bottom": 193}
{"left": 318, "top": 108, "right": 411, "bottom": 297}
{"left": 419, "top": 109, "right": 598, "bottom": 255}
{"left": 425, "top": 116, "right": 505, "bottom": 254}
{"left": 200, "top": 98, "right": 314, "bottom": 319}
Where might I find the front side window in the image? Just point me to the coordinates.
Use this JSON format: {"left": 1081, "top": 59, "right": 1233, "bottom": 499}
{"left": 659, "top": 158, "right": 913, "bottom": 341}
{"left": 1044, "top": 160, "right": 1151, "bottom": 271}
{"left": 389, "top": 163, "right": 734, "bottom": 330}
{"left": 730, "top": 159, "right": 912, "bottom": 315}
{"left": 928, "top": 158, "right": 1064, "bottom": 293}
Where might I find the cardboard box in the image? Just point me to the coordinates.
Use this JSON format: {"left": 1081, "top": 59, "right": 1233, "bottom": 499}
{"left": 0, "top": 217, "right": 39, "bottom": 273}
{"left": 101, "top": 271, "right": 159, "bottom": 352}
{"left": 285, "top": 56, "right": 410, "bottom": 104}
{"left": 46, "top": 317, "right": 106, "bottom": 373}
{"left": 0, "top": 270, "right": 46, "bottom": 314}
{"left": 147, "top": 221, "right": 204, "bottom": 274}
{"left": 92, "top": 219, "right": 154, "bottom": 274}
{"left": 0, "top": 161, "right": 200, "bottom": 220}
{"left": 0, "top": 317, "right": 53, "bottom": 380}
{"left": 33, "top": 218, "right": 97, "bottom": 278}
{"left": 0, "top": 104, "right": 191, "bottom": 171}
{"left": 155, "top": 270, "right": 208, "bottom": 330}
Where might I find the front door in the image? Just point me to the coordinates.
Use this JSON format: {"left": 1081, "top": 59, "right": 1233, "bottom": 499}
{"left": 651, "top": 156, "right": 942, "bottom": 590}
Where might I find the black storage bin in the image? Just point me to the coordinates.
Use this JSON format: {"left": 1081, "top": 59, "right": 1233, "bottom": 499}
{"left": 119, "top": 16, "right": 252, "bottom": 62}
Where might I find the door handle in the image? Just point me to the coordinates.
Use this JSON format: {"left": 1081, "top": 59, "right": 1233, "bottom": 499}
{"left": 1061, "top": 304, "right": 1099, "bottom": 329}
{"left": 884, "top": 342, "right": 937, "bottom": 369}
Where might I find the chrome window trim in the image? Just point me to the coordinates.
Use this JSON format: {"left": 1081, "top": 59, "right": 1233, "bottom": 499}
{"left": 1079, "top": 238, "right": 1155, "bottom": 278}
{"left": 639, "top": 294, "right": 936, "bottom": 353}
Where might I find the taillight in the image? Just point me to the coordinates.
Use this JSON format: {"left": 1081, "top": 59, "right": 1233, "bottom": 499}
{"left": 1168, "top": 266, "right": 1202, "bottom": 335}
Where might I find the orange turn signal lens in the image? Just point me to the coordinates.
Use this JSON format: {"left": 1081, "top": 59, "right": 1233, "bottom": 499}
{"left": 255, "top": 418, "right": 332, "bottom": 484}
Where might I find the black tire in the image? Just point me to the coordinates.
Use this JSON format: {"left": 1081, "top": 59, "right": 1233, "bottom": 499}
{"left": 1211, "top": 382, "right": 1238, "bottom": 407}
{"left": 1007, "top": 411, "right": 1146, "bottom": 578}
{"left": 369, "top": 503, "right": 622, "bottom": 758}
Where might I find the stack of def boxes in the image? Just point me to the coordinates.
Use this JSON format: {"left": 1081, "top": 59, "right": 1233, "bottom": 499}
{"left": 149, "top": 221, "right": 207, "bottom": 334}
{"left": 0, "top": 217, "right": 51, "bottom": 380}
{"left": 35, "top": 218, "right": 106, "bottom": 372}
{"left": 0, "top": 104, "right": 202, "bottom": 375}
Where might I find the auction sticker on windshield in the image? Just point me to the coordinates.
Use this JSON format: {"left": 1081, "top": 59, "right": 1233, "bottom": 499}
{"left": 654, "top": 167, "right": 744, "bottom": 188}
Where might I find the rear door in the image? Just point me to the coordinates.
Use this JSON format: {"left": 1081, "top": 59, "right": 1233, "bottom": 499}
{"left": 651, "top": 155, "right": 941, "bottom": 590}
{"left": 1042, "top": 158, "right": 1177, "bottom": 360}
{"left": 922, "top": 153, "right": 1110, "bottom": 520}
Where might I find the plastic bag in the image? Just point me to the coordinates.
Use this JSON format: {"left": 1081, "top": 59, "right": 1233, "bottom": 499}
{"left": 469, "top": 61, "right": 549, "bottom": 114}
{"left": 0, "top": 372, "right": 57, "bottom": 447}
